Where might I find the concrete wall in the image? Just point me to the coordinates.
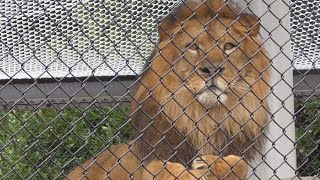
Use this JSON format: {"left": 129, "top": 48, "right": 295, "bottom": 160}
{"left": 233, "top": 0, "right": 296, "bottom": 179}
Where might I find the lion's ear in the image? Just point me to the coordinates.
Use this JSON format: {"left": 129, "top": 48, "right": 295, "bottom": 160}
{"left": 158, "top": 14, "right": 179, "bottom": 41}
{"left": 158, "top": 2, "right": 196, "bottom": 41}
{"left": 235, "top": 14, "right": 260, "bottom": 37}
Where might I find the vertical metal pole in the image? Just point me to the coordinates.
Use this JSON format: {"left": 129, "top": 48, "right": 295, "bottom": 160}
{"left": 233, "top": 0, "right": 296, "bottom": 179}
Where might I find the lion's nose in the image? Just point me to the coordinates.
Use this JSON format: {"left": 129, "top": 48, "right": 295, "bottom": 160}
{"left": 198, "top": 66, "right": 224, "bottom": 77}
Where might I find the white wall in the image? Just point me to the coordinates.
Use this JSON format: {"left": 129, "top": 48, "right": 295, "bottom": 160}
{"left": 233, "top": 0, "right": 296, "bottom": 179}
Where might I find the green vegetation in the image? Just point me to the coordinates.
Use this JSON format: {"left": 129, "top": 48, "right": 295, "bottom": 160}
{"left": 0, "top": 100, "right": 319, "bottom": 179}
{"left": 295, "top": 100, "right": 320, "bottom": 176}
{"left": 0, "top": 107, "right": 132, "bottom": 179}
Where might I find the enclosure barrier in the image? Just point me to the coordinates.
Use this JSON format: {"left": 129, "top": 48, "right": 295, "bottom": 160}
{"left": 0, "top": 0, "right": 319, "bottom": 179}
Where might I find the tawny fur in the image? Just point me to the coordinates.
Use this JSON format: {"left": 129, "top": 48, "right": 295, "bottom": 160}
{"left": 67, "top": 0, "right": 270, "bottom": 179}
{"left": 67, "top": 143, "right": 248, "bottom": 180}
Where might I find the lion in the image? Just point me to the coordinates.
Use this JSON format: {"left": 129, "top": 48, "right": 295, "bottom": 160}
{"left": 67, "top": 0, "right": 270, "bottom": 179}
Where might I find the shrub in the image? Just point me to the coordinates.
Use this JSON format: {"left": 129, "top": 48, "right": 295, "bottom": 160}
{"left": 1, "top": 100, "right": 319, "bottom": 179}
{"left": 295, "top": 100, "right": 320, "bottom": 176}
{"left": 0, "top": 107, "right": 131, "bottom": 179}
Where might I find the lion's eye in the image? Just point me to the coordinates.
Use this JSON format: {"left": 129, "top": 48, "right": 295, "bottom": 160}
{"left": 223, "top": 43, "right": 236, "bottom": 55}
{"left": 224, "top": 43, "right": 236, "bottom": 50}
{"left": 186, "top": 43, "right": 199, "bottom": 53}
{"left": 189, "top": 44, "right": 198, "bottom": 50}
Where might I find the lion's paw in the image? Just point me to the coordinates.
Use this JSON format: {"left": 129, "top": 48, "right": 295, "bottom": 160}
{"left": 191, "top": 156, "right": 218, "bottom": 180}
{"left": 191, "top": 155, "right": 248, "bottom": 180}
{"left": 192, "top": 156, "right": 217, "bottom": 170}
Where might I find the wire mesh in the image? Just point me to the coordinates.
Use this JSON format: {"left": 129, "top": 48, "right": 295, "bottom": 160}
{"left": 0, "top": 0, "right": 319, "bottom": 179}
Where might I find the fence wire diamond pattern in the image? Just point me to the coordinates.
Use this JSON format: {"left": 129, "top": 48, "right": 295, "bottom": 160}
{"left": 0, "top": 0, "right": 319, "bottom": 179}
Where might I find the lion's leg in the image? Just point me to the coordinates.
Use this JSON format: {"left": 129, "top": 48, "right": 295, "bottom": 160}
{"left": 192, "top": 155, "right": 248, "bottom": 180}
{"left": 66, "top": 143, "right": 142, "bottom": 180}
{"left": 143, "top": 159, "right": 208, "bottom": 180}
{"left": 142, "top": 155, "right": 247, "bottom": 180}
{"left": 67, "top": 143, "right": 247, "bottom": 180}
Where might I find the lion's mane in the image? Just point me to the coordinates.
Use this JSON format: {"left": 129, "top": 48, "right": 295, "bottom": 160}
{"left": 131, "top": 0, "right": 271, "bottom": 165}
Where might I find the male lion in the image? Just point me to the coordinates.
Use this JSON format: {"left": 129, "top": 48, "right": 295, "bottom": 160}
{"left": 67, "top": 0, "right": 270, "bottom": 179}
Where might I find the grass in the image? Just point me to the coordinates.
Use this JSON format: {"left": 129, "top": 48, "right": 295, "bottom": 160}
{"left": 0, "top": 100, "right": 319, "bottom": 179}
{"left": 0, "top": 107, "right": 132, "bottom": 179}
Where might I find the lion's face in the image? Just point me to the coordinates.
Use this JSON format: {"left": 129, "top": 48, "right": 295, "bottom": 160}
{"left": 155, "top": 17, "right": 269, "bottom": 108}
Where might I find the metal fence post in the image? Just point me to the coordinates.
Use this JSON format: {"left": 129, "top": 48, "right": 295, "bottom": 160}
{"left": 234, "top": 0, "right": 296, "bottom": 179}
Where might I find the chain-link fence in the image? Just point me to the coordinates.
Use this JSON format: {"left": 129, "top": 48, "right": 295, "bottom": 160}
{"left": 0, "top": 0, "right": 319, "bottom": 179}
